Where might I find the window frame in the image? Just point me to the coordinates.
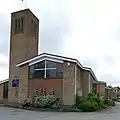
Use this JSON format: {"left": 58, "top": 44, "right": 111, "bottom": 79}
{"left": 29, "top": 60, "right": 63, "bottom": 79}
{"left": 3, "top": 82, "right": 8, "bottom": 99}
{"left": 21, "top": 17, "right": 24, "bottom": 33}
{"left": 18, "top": 18, "right": 20, "bottom": 33}
{"left": 43, "top": 88, "right": 46, "bottom": 95}
{"left": 35, "top": 89, "right": 38, "bottom": 96}
{"left": 52, "top": 88, "right": 55, "bottom": 95}
{"left": 14, "top": 18, "right": 17, "bottom": 34}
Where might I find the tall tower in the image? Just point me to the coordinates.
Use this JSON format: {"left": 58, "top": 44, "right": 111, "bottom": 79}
{"left": 8, "top": 9, "right": 39, "bottom": 103}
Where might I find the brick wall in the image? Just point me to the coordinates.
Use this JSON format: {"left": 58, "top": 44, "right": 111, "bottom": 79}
{"left": 18, "top": 64, "right": 29, "bottom": 103}
{"left": 90, "top": 74, "right": 94, "bottom": 92}
{"left": 93, "top": 82, "right": 106, "bottom": 96}
{"left": 76, "top": 66, "right": 82, "bottom": 96}
{"left": 8, "top": 9, "right": 39, "bottom": 104}
{"left": 63, "top": 61, "right": 76, "bottom": 105}
{"left": 81, "top": 70, "right": 90, "bottom": 97}
{"left": 28, "top": 78, "right": 63, "bottom": 101}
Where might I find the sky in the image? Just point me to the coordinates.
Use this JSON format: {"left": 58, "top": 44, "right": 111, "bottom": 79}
{"left": 0, "top": 0, "right": 120, "bottom": 87}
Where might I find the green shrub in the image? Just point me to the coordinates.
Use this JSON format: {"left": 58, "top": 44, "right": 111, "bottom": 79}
{"left": 104, "top": 99, "right": 115, "bottom": 106}
{"left": 22, "top": 97, "right": 36, "bottom": 107}
{"left": 112, "top": 98, "right": 118, "bottom": 101}
{"left": 22, "top": 95, "right": 61, "bottom": 109}
{"left": 79, "top": 100, "right": 98, "bottom": 112}
{"left": 74, "top": 92, "right": 116, "bottom": 112}
{"left": 87, "top": 92, "right": 101, "bottom": 106}
{"left": 99, "top": 100, "right": 107, "bottom": 109}
{"left": 76, "top": 95, "right": 86, "bottom": 105}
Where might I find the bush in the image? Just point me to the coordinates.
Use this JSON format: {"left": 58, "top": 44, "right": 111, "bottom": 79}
{"left": 74, "top": 92, "right": 116, "bottom": 112}
{"left": 99, "top": 100, "right": 109, "bottom": 109}
{"left": 22, "top": 95, "right": 61, "bottom": 109}
{"left": 79, "top": 100, "right": 98, "bottom": 112}
{"left": 87, "top": 92, "right": 101, "bottom": 106}
{"left": 112, "top": 98, "right": 118, "bottom": 101}
{"left": 22, "top": 97, "right": 35, "bottom": 107}
{"left": 76, "top": 95, "right": 86, "bottom": 105}
{"left": 104, "top": 99, "right": 115, "bottom": 106}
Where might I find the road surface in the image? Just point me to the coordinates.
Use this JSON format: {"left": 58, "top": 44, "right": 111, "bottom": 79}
{"left": 0, "top": 103, "right": 120, "bottom": 120}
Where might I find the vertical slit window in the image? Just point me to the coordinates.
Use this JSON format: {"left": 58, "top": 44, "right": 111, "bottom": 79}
{"left": 17, "top": 18, "right": 19, "bottom": 33}
{"left": 35, "top": 89, "right": 38, "bottom": 96}
{"left": 3, "top": 82, "right": 8, "bottom": 98}
{"left": 14, "top": 18, "right": 17, "bottom": 34}
{"left": 34, "top": 22, "right": 35, "bottom": 37}
{"left": 21, "top": 17, "right": 24, "bottom": 33}
{"left": 41, "top": 89, "right": 43, "bottom": 95}
{"left": 43, "top": 88, "right": 46, "bottom": 95}
{"left": 18, "top": 18, "right": 20, "bottom": 33}
{"left": 52, "top": 88, "right": 55, "bottom": 95}
{"left": 31, "top": 20, "right": 33, "bottom": 35}
{"left": 35, "top": 24, "right": 37, "bottom": 38}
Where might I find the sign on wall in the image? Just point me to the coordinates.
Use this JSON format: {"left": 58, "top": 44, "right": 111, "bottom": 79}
{"left": 12, "top": 78, "right": 19, "bottom": 88}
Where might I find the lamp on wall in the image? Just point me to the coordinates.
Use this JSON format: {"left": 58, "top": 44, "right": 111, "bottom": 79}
{"left": 67, "top": 62, "right": 70, "bottom": 66}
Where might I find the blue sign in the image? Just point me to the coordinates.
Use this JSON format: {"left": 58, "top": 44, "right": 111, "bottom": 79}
{"left": 12, "top": 78, "right": 19, "bottom": 88}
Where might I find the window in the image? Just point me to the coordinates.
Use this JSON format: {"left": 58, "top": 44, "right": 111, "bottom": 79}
{"left": 28, "top": 60, "right": 63, "bottom": 79}
{"left": 46, "top": 69, "right": 57, "bottom": 78}
{"left": 31, "top": 20, "right": 33, "bottom": 35}
{"left": 46, "top": 60, "right": 63, "bottom": 78}
{"left": 101, "top": 92, "right": 103, "bottom": 96}
{"left": 3, "top": 82, "right": 8, "bottom": 98}
{"left": 46, "top": 60, "right": 56, "bottom": 68}
{"left": 14, "top": 18, "right": 17, "bottom": 34}
{"left": 35, "top": 89, "right": 38, "bottom": 95}
{"left": 34, "top": 22, "right": 36, "bottom": 36}
{"left": 35, "top": 60, "right": 45, "bottom": 69}
{"left": 21, "top": 17, "right": 24, "bottom": 32}
{"left": 31, "top": 20, "right": 38, "bottom": 37}
{"left": 35, "top": 24, "right": 38, "bottom": 38}
{"left": 52, "top": 88, "right": 55, "bottom": 95}
{"left": 28, "top": 65, "right": 35, "bottom": 79}
{"left": 43, "top": 88, "right": 46, "bottom": 95}
{"left": 41, "top": 89, "right": 43, "bottom": 94}
{"left": 18, "top": 18, "right": 20, "bottom": 33}
{"left": 14, "top": 17, "right": 24, "bottom": 34}
{"left": 34, "top": 70, "right": 45, "bottom": 78}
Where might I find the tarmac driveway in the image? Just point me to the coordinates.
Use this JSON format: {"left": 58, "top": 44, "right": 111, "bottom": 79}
{"left": 0, "top": 103, "right": 120, "bottom": 120}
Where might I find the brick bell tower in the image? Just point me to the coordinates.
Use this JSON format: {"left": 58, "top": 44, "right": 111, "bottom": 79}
{"left": 8, "top": 9, "right": 39, "bottom": 104}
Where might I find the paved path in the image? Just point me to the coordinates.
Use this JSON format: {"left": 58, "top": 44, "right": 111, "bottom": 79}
{"left": 0, "top": 103, "right": 120, "bottom": 120}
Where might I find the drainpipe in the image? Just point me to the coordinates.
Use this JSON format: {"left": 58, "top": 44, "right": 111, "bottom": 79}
{"left": 75, "top": 64, "right": 77, "bottom": 96}
{"left": 44, "top": 60, "right": 46, "bottom": 78}
{"left": 88, "top": 73, "right": 91, "bottom": 93}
